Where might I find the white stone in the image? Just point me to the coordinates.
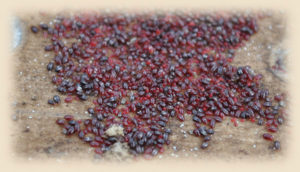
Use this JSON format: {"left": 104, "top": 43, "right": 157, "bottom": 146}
{"left": 105, "top": 124, "right": 124, "bottom": 136}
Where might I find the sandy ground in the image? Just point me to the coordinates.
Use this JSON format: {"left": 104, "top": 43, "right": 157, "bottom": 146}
{"left": 10, "top": 11, "right": 289, "bottom": 162}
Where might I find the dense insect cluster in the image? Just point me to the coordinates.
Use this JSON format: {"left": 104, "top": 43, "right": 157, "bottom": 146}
{"left": 31, "top": 12, "right": 285, "bottom": 158}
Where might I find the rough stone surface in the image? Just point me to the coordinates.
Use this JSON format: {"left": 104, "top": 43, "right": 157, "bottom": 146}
{"left": 105, "top": 125, "right": 124, "bottom": 137}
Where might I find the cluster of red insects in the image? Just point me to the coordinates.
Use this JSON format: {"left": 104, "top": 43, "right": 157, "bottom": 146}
{"left": 30, "top": 12, "right": 284, "bottom": 157}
